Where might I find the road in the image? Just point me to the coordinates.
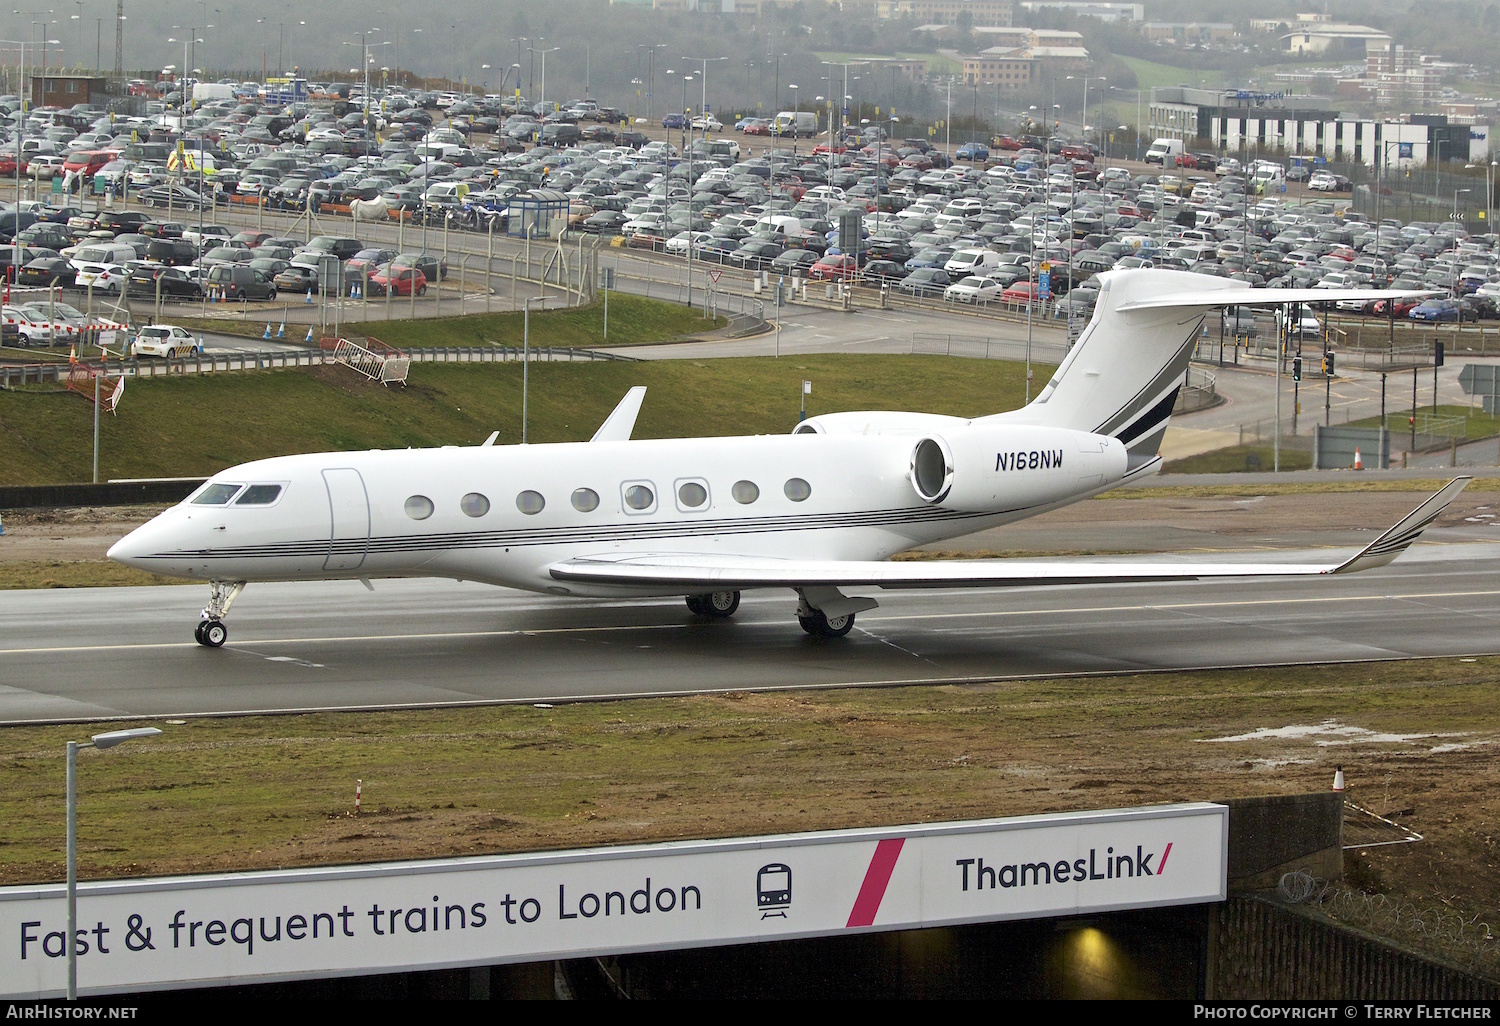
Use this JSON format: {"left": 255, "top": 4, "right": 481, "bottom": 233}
{"left": 2, "top": 526, "right": 1496, "bottom": 725}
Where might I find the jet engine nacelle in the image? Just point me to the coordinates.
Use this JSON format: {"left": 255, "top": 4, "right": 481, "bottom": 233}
{"left": 908, "top": 424, "right": 1128, "bottom": 512}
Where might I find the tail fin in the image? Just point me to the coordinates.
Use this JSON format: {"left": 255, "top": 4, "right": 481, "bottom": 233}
{"left": 990, "top": 268, "right": 1429, "bottom": 463}
{"left": 989, "top": 268, "right": 1216, "bottom": 462}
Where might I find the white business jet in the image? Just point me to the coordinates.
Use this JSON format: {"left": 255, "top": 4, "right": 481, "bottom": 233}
{"left": 109, "top": 269, "right": 1467, "bottom": 647}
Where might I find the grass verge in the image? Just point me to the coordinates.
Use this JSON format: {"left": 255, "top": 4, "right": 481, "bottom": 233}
{"left": 0, "top": 560, "right": 185, "bottom": 589}
{"left": 0, "top": 353, "right": 1046, "bottom": 485}
{"left": 3, "top": 657, "right": 1498, "bottom": 979}
{"left": 175, "top": 293, "right": 727, "bottom": 348}
{"left": 1164, "top": 445, "right": 1313, "bottom": 474}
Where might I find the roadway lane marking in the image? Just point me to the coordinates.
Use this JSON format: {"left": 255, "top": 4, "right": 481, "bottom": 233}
{"left": 3, "top": 587, "right": 1500, "bottom": 656}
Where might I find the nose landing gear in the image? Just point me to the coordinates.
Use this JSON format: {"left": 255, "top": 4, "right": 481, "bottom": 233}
{"left": 196, "top": 580, "right": 245, "bottom": 647}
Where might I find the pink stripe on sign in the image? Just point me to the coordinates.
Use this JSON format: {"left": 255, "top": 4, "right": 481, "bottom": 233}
{"left": 846, "top": 837, "right": 906, "bottom": 928}
{"left": 1158, "top": 842, "right": 1173, "bottom": 875}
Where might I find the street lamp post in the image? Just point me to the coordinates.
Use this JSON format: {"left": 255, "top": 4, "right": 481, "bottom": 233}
{"left": 788, "top": 82, "right": 798, "bottom": 157}
{"left": 638, "top": 44, "right": 666, "bottom": 128}
{"left": 67, "top": 727, "right": 161, "bottom": 1000}
{"left": 682, "top": 56, "right": 726, "bottom": 140}
{"left": 681, "top": 74, "right": 695, "bottom": 311}
{"left": 522, "top": 295, "right": 546, "bottom": 443}
{"left": 1454, "top": 187, "right": 1472, "bottom": 296}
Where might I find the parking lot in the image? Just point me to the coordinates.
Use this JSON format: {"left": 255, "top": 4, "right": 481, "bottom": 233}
{"left": 2, "top": 79, "right": 1499, "bottom": 455}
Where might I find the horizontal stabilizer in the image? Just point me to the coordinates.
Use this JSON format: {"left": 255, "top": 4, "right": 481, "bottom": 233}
{"left": 549, "top": 479, "right": 1468, "bottom": 591}
{"left": 1116, "top": 287, "right": 1431, "bottom": 313}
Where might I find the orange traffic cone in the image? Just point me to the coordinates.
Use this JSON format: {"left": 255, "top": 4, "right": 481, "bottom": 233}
{"left": 1353, "top": 448, "right": 1363, "bottom": 471}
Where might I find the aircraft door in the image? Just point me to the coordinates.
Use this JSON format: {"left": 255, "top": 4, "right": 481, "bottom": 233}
{"left": 322, "top": 468, "right": 370, "bottom": 571}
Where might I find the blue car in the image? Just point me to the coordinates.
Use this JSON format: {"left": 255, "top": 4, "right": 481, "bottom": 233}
{"left": 662, "top": 113, "right": 686, "bottom": 129}
{"left": 955, "top": 143, "right": 990, "bottom": 162}
{"left": 1409, "top": 299, "right": 1468, "bottom": 322}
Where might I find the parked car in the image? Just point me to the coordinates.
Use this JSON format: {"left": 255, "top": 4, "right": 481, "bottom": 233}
{"left": 130, "top": 324, "right": 200, "bottom": 358}
{"left": 368, "top": 263, "right": 428, "bottom": 296}
{"left": 206, "top": 264, "right": 278, "bottom": 300}
{"left": 944, "top": 275, "right": 1004, "bottom": 303}
{"left": 127, "top": 262, "right": 204, "bottom": 300}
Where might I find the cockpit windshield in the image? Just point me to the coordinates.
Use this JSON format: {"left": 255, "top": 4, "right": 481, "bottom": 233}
{"left": 191, "top": 482, "right": 243, "bottom": 505}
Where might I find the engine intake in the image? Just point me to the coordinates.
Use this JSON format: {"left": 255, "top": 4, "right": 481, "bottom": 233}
{"left": 910, "top": 436, "right": 954, "bottom": 503}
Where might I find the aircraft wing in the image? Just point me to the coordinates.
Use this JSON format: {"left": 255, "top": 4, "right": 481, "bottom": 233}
{"left": 549, "top": 478, "right": 1469, "bottom": 591}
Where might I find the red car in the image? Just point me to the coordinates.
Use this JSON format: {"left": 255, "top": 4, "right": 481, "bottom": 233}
{"left": 369, "top": 264, "right": 428, "bottom": 297}
{"left": 1372, "top": 297, "right": 1422, "bottom": 317}
{"left": 0, "top": 156, "right": 29, "bottom": 175}
{"left": 812, "top": 142, "right": 847, "bottom": 156}
{"left": 808, "top": 254, "right": 859, "bottom": 281}
{"left": 992, "top": 135, "right": 1022, "bottom": 151}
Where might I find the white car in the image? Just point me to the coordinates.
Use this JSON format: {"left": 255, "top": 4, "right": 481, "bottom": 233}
{"left": 130, "top": 324, "right": 199, "bottom": 359}
{"left": 28, "top": 154, "right": 65, "bottom": 179}
{"left": 2, "top": 304, "right": 51, "bottom": 345}
{"left": 1308, "top": 172, "right": 1339, "bottom": 192}
{"left": 944, "top": 275, "right": 1004, "bottom": 303}
{"left": 690, "top": 115, "right": 724, "bottom": 132}
{"left": 73, "top": 262, "right": 127, "bottom": 294}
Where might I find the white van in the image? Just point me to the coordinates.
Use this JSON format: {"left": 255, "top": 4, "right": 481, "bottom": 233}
{"left": 67, "top": 243, "right": 137, "bottom": 269}
{"left": 1145, "top": 138, "right": 1184, "bottom": 166}
{"left": 754, "top": 214, "right": 802, "bottom": 237}
{"left": 772, "top": 111, "right": 818, "bottom": 137}
{"left": 943, "top": 248, "right": 1001, "bottom": 275}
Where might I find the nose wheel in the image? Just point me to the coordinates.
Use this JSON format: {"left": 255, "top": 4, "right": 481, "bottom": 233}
{"left": 195, "top": 580, "right": 244, "bottom": 647}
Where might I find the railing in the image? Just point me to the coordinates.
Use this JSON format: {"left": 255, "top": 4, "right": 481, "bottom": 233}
{"left": 1176, "top": 366, "right": 1218, "bottom": 413}
{"left": 0, "top": 344, "right": 638, "bottom": 387}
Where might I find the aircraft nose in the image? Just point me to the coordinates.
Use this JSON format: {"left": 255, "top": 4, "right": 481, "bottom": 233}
{"left": 107, "top": 526, "right": 153, "bottom": 567}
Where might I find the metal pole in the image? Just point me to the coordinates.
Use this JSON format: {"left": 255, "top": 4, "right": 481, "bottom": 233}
{"left": 66, "top": 740, "right": 78, "bottom": 1000}
{"left": 91, "top": 362, "right": 99, "bottom": 483}
{"left": 1274, "top": 306, "right": 1283, "bottom": 473}
{"left": 522, "top": 296, "right": 532, "bottom": 443}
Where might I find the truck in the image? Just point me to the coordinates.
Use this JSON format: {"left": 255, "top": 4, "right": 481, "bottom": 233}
{"left": 192, "top": 82, "right": 236, "bottom": 103}
{"left": 1144, "top": 137, "right": 1184, "bottom": 167}
{"left": 772, "top": 111, "right": 818, "bottom": 138}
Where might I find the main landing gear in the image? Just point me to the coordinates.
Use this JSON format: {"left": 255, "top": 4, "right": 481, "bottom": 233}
{"left": 195, "top": 580, "right": 245, "bottom": 647}
{"left": 797, "top": 608, "right": 856, "bottom": 638}
{"left": 795, "top": 587, "right": 879, "bottom": 639}
{"left": 685, "top": 591, "right": 740, "bottom": 618}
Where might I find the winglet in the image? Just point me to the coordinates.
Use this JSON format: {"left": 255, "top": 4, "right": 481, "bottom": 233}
{"left": 1331, "top": 477, "right": 1470, "bottom": 574}
{"left": 590, "top": 386, "right": 647, "bottom": 443}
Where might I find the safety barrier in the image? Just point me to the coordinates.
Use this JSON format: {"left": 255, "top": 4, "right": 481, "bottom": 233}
{"left": 0, "top": 344, "right": 639, "bottom": 387}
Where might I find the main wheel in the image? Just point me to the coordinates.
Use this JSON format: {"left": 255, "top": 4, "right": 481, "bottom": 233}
{"left": 267, "top": 288, "right": 277, "bottom": 301}
{"left": 236, "top": 290, "right": 247, "bottom": 300}
{"left": 704, "top": 590, "right": 740, "bottom": 618}
{"left": 685, "top": 595, "right": 708, "bottom": 615}
{"left": 417, "top": 284, "right": 427, "bottom": 296}
{"left": 193, "top": 620, "right": 207, "bottom": 644}
{"left": 799, "top": 609, "right": 854, "bottom": 638}
{"left": 201, "top": 619, "right": 227, "bottom": 647}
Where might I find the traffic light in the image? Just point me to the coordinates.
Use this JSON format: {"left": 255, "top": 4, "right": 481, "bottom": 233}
{"left": 1436, "top": 340, "right": 1445, "bottom": 368}
{"left": 1324, "top": 351, "right": 1336, "bottom": 377}
{"left": 1292, "top": 356, "right": 1302, "bottom": 381}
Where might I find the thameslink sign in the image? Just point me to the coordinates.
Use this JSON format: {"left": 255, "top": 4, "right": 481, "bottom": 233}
{"left": 0, "top": 803, "right": 1226, "bottom": 997}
